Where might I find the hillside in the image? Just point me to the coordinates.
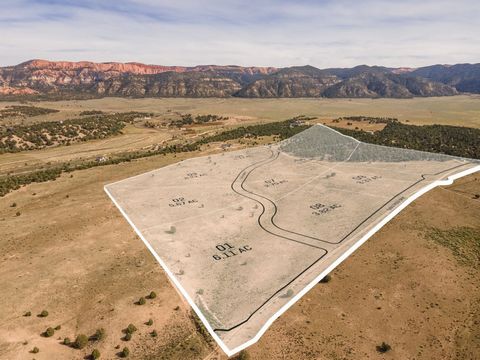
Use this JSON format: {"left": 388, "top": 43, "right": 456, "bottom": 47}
{"left": 322, "top": 72, "right": 457, "bottom": 98}
{"left": 0, "top": 60, "right": 478, "bottom": 99}
{"left": 234, "top": 66, "right": 339, "bottom": 97}
{"left": 410, "top": 63, "right": 480, "bottom": 93}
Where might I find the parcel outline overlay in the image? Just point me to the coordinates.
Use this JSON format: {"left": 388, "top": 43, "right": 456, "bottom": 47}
{"left": 105, "top": 125, "right": 480, "bottom": 356}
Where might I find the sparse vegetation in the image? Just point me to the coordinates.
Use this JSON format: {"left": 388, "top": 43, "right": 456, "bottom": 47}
{"left": 426, "top": 227, "right": 480, "bottom": 267}
{"left": 120, "top": 346, "right": 130, "bottom": 357}
{"left": 1, "top": 117, "right": 478, "bottom": 199}
{"left": 165, "top": 226, "right": 176, "bottom": 234}
{"left": 237, "top": 350, "right": 251, "bottom": 360}
{"left": 376, "top": 342, "right": 392, "bottom": 353}
{"left": 190, "top": 310, "right": 213, "bottom": 345}
{"left": 0, "top": 111, "right": 151, "bottom": 153}
{"left": 137, "top": 297, "right": 146, "bottom": 305}
{"left": 319, "top": 274, "right": 331, "bottom": 283}
{"left": 0, "top": 105, "right": 59, "bottom": 119}
{"left": 79, "top": 110, "right": 104, "bottom": 116}
{"left": 91, "top": 328, "right": 106, "bottom": 341}
{"left": 126, "top": 324, "right": 137, "bottom": 333}
{"left": 169, "top": 113, "right": 228, "bottom": 127}
{"left": 333, "top": 116, "right": 398, "bottom": 124}
{"left": 196, "top": 116, "right": 313, "bottom": 145}
{"left": 43, "top": 327, "right": 55, "bottom": 337}
{"left": 73, "top": 334, "right": 89, "bottom": 349}
{"left": 91, "top": 348, "right": 101, "bottom": 359}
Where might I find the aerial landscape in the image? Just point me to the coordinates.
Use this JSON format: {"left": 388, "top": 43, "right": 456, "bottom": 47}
{"left": 1, "top": 1, "right": 479, "bottom": 360}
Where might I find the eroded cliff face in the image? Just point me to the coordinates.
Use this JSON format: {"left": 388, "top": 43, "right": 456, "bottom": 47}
{"left": 0, "top": 59, "right": 467, "bottom": 98}
{"left": 0, "top": 60, "right": 275, "bottom": 97}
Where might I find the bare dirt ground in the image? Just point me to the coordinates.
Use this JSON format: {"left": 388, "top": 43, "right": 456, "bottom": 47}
{"left": 105, "top": 124, "right": 478, "bottom": 352}
{"left": 0, "top": 147, "right": 478, "bottom": 359}
{"left": 0, "top": 98, "right": 479, "bottom": 359}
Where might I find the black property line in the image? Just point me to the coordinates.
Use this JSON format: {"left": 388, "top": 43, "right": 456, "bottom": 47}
{"left": 231, "top": 150, "right": 328, "bottom": 250}
{"left": 213, "top": 150, "right": 328, "bottom": 333}
{"left": 244, "top": 160, "right": 470, "bottom": 245}
{"left": 214, "top": 156, "right": 472, "bottom": 333}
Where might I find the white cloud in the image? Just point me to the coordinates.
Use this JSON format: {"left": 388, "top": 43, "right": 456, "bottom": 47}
{"left": 0, "top": 0, "right": 479, "bottom": 67}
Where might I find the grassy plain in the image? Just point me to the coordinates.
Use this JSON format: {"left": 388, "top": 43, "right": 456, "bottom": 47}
{"left": 0, "top": 96, "right": 479, "bottom": 359}
{"left": 2, "top": 95, "right": 480, "bottom": 127}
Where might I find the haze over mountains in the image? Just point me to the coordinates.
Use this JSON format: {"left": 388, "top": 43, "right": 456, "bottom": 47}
{"left": 1, "top": 60, "right": 479, "bottom": 99}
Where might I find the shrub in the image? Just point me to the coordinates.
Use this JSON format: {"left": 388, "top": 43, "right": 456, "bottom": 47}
{"left": 319, "top": 274, "right": 331, "bottom": 283}
{"left": 120, "top": 347, "right": 130, "bottom": 357}
{"left": 238, "top": 350, "right": 250, "bottom": 360}
{"left": 15, "top": 211, "right": 21, "bottom": 217}
{"left": 63, "top": 337, "right": 71, "bottom": 345}
{"left": 150, "top": 330, "right": 157, "bottom": 337}
{"left": 123, "top": 332, "right": 132, "bottom": 341}
{"left": 92, "top": 328, "right": 106, "bottom": 341}
{"left": 10, "top": 202, "right": 16, "bottom": 207}
{"left": 137, "top": 297, "right": 146, "bottom": 305}
{"left": 31, "top": 347, "right": 39, "bottom": 354}
{"left": 54, "top": 325, "right": 61, "bottom": 330}
{"left": 376, "top": 342, "right": 392, "bottom": 353}
{"left": 147, "top": 291, "right": 157, "bottom": 299}
{"left": 165, "top": 226, "right": 176, "bottom": 234}
{"left": 73, "top": 334, "right": 89, "bottom": 349}
{"left": 146, "top": 319, "right": 153, "bottom": 326}
{"left": 24, "top": 311, "right": 31, "bottom": 317}
{"left": 91, "top": 348, "right": 101, "bottom": 359}
{"left": 125, "top": 324, "right": 137, "bottom": 334}
{"left": 43, "top": 327, "right": 55, "bottom": 337}
{"left": 38, "top": 310, "right": 48, "bottom": 317}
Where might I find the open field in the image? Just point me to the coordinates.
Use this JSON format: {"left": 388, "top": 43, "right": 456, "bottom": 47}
{"left": 105, "top": 125, "right": 479, "bottom": 354}
{"left": 2, "top": 95, "right": 480, "bottom": 128}
{"left": 0, "top": 124, "right": 172, "bottom": 174}
{"left": 0, "top": 97, "right": 479, "bottom": 359}
{"left": 0, "top": 142, "right": 479, "bottom": 359}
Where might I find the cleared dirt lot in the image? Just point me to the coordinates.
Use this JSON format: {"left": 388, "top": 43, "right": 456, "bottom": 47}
{"left": 0, "top": 140, "right": 479, "bottom": 359}
{"left": 105, "top": 125, "right": 479, "bottom": 354}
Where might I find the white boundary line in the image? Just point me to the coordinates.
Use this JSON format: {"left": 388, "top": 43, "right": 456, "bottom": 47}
{"left": 103, "top": 127, "right": 480, "bottom": 357}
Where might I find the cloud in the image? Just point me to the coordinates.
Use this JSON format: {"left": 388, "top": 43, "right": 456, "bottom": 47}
{"left": 1, "top": 0, "right": 479, "bottom": 67}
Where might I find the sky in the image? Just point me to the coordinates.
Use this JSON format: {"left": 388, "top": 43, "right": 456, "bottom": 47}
{"left": 1, "top": 0, "right": 479, "bottom": 68}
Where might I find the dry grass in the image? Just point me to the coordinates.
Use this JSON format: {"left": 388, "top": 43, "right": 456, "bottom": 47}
{"left": 0, "top": 97, "right": 479, "bottom": 359}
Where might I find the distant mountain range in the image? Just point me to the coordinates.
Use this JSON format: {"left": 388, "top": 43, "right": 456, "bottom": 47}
{"left": 1, "top": 59, "right": 479, "bottom": 99}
